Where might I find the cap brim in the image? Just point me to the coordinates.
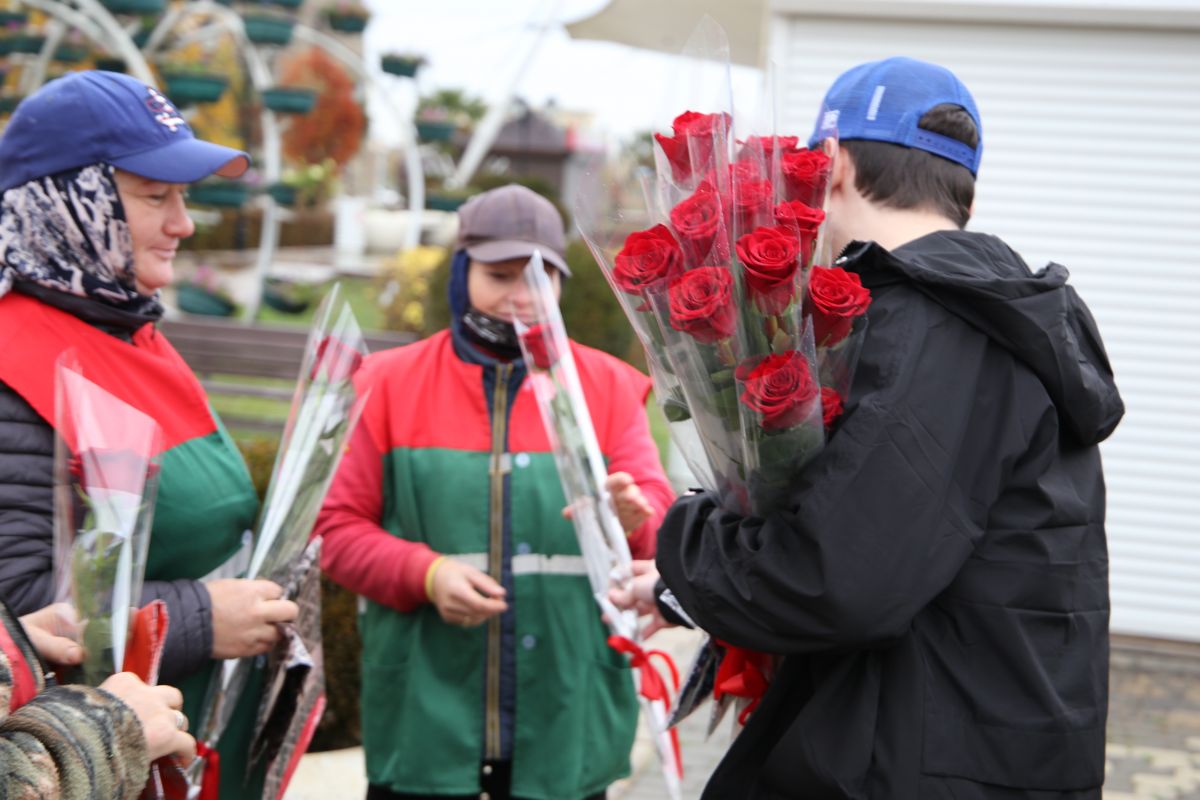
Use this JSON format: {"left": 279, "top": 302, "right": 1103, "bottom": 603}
{"left": 110, "top": 137, "right": 250, "bottom": 184}
{"left": 466, "top": 240, "right": 571, "bottom": 277}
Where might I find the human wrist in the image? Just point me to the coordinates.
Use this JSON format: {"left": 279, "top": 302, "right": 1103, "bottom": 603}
{"left": 424, "top": 556, "right": 447, "bottom": 601}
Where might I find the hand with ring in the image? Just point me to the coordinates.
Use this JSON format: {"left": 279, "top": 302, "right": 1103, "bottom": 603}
{"left": 99, "top": 673, "right": 196, "bottom": 763}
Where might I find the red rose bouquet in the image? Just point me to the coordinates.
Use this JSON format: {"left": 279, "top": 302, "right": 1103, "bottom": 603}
{"left": 514, "top": 252, "right": 684, "bottom": 799}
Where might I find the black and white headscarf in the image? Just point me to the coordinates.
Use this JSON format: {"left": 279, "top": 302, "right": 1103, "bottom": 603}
{"left": 0, "top": 163, "right": 161, "bottom": 316}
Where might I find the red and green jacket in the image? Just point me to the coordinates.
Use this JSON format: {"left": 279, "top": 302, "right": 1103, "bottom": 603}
{"left": 0, "top": 291, "right": 263, "bottom": 799}
{"left": 317, "top": 328, "right": 674, "bottom": 800}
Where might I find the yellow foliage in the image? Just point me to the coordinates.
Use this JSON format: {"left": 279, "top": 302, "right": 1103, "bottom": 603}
{"left": 380, "top": 245, "right": 449, "bottom": 334}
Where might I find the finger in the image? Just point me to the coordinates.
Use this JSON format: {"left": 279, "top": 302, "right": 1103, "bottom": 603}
{"left": 461, "top": 595, "right": 508, "bottom": 616}
{"left": 173, "top": 732, "right": 197, "bottom": 764}
{"left": 154, "top": 685, "right": 185, "bottom": 710}
{"left": 464, "top": 571, "right": 506, "bottom": 599}
{"left": 261, "top": 598, "right": 300, "bottom": 623}
{"left": 642, "top": 617, "right": 669, "bottom": 639}
{"left": 607, "top": 586, "right": 632, "bottom": 610}
{"left": 255, "top": 580, "right": 286, "bottom": 600}
{"left": 630, "top": 560, "right": 657, "bottom": 577}
{"left": 27, "top": 627, "right": 83, "bottom": 666}
{"left": 605, "top": 471, "right": 634, "bottom": 492}
{"left": 561, "top": 506, "right": 574, "bottom": 520}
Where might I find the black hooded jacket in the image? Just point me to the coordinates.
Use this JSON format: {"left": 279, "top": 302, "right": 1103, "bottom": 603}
{"left": 656, "top": 230, "right": 1124, "bottom": 799}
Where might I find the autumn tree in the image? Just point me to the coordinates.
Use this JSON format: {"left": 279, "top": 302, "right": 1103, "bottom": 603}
{"left": 278, "top": 46, "right": 366, "bottom": 169}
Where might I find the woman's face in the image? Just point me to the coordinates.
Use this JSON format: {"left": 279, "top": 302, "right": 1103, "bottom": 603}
{"left": 113, "top": 169, "right": 195, "bottom": 295}
{"left": 467, "top": 256, "right": 562, "bottom": 323}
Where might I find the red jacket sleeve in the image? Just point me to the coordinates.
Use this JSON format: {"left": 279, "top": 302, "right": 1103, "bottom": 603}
{"left": 315, "top": 419, "right": 439, "bottom": 612}
{"left": 605, "top": 371, "right": 675, "bottom": 559}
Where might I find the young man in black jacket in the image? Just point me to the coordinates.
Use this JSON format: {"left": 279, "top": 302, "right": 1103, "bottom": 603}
{"left": 613, "top": 57, "right": 1124, "bottom": 798}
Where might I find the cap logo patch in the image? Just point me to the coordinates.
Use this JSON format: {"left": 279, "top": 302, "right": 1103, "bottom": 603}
{"left": 145, "top": 87, "right": 187, "bottom": 133}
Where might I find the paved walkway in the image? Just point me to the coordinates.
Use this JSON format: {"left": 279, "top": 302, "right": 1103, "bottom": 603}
{"left": 286, "top": 633, "right": 1200, "bottom": 799}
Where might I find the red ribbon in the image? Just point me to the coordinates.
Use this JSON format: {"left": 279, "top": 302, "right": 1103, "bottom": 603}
{"left": 713, "top": 641, "right": 771, "bottom": 725}
{"left": 608, "top": 635, "right": 683, "bottom": 778}
{"left": 195, "top": 742, "right": 221, "bottom": 800}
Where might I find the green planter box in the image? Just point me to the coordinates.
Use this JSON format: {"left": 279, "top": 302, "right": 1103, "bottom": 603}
{"left": 0, "top": 95, "right": 22, "bottom": 115}
{"left": 54, "top": 45, "right": 90, "bottom": 63}
{"left": 243, "top": 15, "right": 294, "bottom": 45}
{"left": 0, "top": 11, "right": 29, "bottom": 26}
{"left": 265, "top": 183, "right": 297, "bottom": 206}
{"left": 381, "top": 55, "right": 421, "bottom": 77}
{"left": 258, "top": 0, "right": 304, "bottom": 7}
{"left": 262, "top": 87, "right": 316, "bottom": 115}
{"left": 327, "top": 12, "right": 368, "bottom": 33}
{"left": 176, "top": 283, "right": 236, "bottom": 317}
{"left": 188, "top": 182, "right": 248, "bottom": 208}
{"left": 416, "top": 120, "right": 457, "bottom": 142}
{"left": 9, "top": 35, "right": 46, "bottom": 55}
{"left": 426, "top": 193, "right": 467, "bottom": 212}
{"left": 101, "top": 0, "right": 167, "bottom": 13}
{"left": 95, "top": 57, "right": 127, "bottom": 73}
{"left": 262, "top": 281, "right": 310, "bottom": 314}
{"left": 163, "top": 72, "right": 229, "bottom": 105}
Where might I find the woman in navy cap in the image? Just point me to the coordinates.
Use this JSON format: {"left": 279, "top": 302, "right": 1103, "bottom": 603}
{"left": 0, "top": 71, "right": 298, "bottom": 798}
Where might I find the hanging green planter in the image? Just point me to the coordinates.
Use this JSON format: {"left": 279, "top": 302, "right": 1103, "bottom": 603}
{"left": 0, "top": 95, "right": 23, "bottom": 115}
{"left": 163, "top": 72, "right": 229, "bottom": 106}
{"left": 262, "top": 280, "right": 311, "bottom": 314}
{"left": 381, "top": 55, "right": 422, "bottom": 78}
{"left": 262, "top": 87, "right": 316, "bottom": 115}
{"left": 54, "top": 44, "right": 90, "bottom": 63}
{"left": 95, "top": 57, "right": 127, "bottom": 73}
{"left": 176, "top": 283, "right": 236, "bottom": 317}
{"left": 416, "top": 120, "right": 457, "bottom": 142}
{"left": 101, "top": 0, "right": 167, "bottom": 13}
{"left": 326, "top": 12, "right": 368, "bottom": 33}
{"left": 0, "top": 11, "right": 29, "bottom": 26}
{"left": 265, "top": 183, "right": 298, "bottom": 206}
{"left": 188, "top": 181, "right": 249, "bottom": 208}
{"left": 243, "top": 15, "right": 294, "bottom": 45}
{"left": 425, "top": 193, "right": 468, "bottom": 212}
{"left": 9, "top": 35, "right": 47, "bottom": 55}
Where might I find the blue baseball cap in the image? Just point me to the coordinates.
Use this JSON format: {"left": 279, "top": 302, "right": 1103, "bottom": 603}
{"left": 0, "top": 70, "right": 249, "bottom": 194}
{"left": 808, "top": 57, "right": 982, "bottom": 176}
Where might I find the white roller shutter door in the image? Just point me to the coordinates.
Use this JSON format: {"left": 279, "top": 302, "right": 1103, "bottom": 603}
{"left": 769, "top": 8, "right": 1200, "bottom": 641}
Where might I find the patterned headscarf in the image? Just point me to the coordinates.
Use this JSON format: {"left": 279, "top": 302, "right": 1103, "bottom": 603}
{"left": 0, "top": 163, "right": 161, "bottom": 316}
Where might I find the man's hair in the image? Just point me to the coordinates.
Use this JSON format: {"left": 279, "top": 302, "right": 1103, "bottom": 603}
{"left": 842, "top": 104, "right": 978, "bottom": 228}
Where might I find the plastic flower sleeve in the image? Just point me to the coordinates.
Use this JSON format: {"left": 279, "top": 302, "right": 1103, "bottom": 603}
{"left": 190, "top": 284, "right": 369, "bottom": 797}
{"left": 514, "top": 251, "right": 683, "bottom": 800}
{"left": 53, "top": 352, "right": 161, "bottom": 686}
{"left": 575, "top": 170, "right": 714, "bottom": 490}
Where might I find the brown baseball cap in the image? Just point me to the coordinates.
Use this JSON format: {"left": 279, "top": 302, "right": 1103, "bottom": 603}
{"left": 456, "top": 184, "right": 570, "bottom": 276}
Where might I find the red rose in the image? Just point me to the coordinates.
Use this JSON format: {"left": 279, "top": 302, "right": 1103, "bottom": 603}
{"left": 804, "top": 265, "right": 872, "bottom": 347}
{"left": 732, "top": 177, "right": 774, "bottom": 235}
{"left": 736, "top": 226, "right": 802, "bottom": 315}
{"left": 781, "top": 148, "right": 832, "bottom": 207}
{"left": 820, "top": 386, "right": 844, "bottom": 430}
{"left": 520, "top": 324, "right": 559, "bottom": 370}
{"left": 654, "top": 111, "right": 731, "bottom": 183}
{"left": 668, "top": 267, "right": 736, "bottom": 344}
{"left": 729, "top": 160, "right": 762, "bottom": 183}
{"left": 738, "top": 351, "right": 819, "bottom": 431}
{"left": 737, "top": 135, "right": 803, "bottom": 176}
{"left": 669, "top": 181, "right": 730, "bottom": 267}
{"left": 614, "top": 224, "right": 684, "bottom": 299}
{"left": 773, "top": 200, "right": 825, "bottom": 264}
{"left": 313, "top": 336, "right": 364, "bottom": 382}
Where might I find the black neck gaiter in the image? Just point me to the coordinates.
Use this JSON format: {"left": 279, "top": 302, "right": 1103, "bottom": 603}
{"left": 461, "top": 306, "right": 522, "bottom": 360}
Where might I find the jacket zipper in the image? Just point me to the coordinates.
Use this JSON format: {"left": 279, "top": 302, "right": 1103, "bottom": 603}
{"left": 485, "top": 363, "right": 511, "bottom": 761}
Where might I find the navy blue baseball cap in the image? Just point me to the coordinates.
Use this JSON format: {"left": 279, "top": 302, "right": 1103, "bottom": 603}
{"left": 808, "top": 57, "right": 982, "bottom": 176}
{"left": 0, "top": 70, "right": 249, "bottom": 194}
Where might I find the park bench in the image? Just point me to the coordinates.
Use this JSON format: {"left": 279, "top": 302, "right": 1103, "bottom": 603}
{"left": 161, "top": 316, "right": 417, "bottom": 433}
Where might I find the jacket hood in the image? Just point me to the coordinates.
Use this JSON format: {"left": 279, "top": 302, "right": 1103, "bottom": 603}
{"left": 848, "top": 230, "right": 1124, "bottom": 445}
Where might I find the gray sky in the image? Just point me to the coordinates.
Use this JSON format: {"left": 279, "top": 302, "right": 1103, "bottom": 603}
{"left": 362, "top": 0, "right": 762, "bottom": 147}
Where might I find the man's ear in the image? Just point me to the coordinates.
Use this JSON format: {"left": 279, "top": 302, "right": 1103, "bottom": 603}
{"left": 829, "top": 141, "right": 853, "bottom": 193}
